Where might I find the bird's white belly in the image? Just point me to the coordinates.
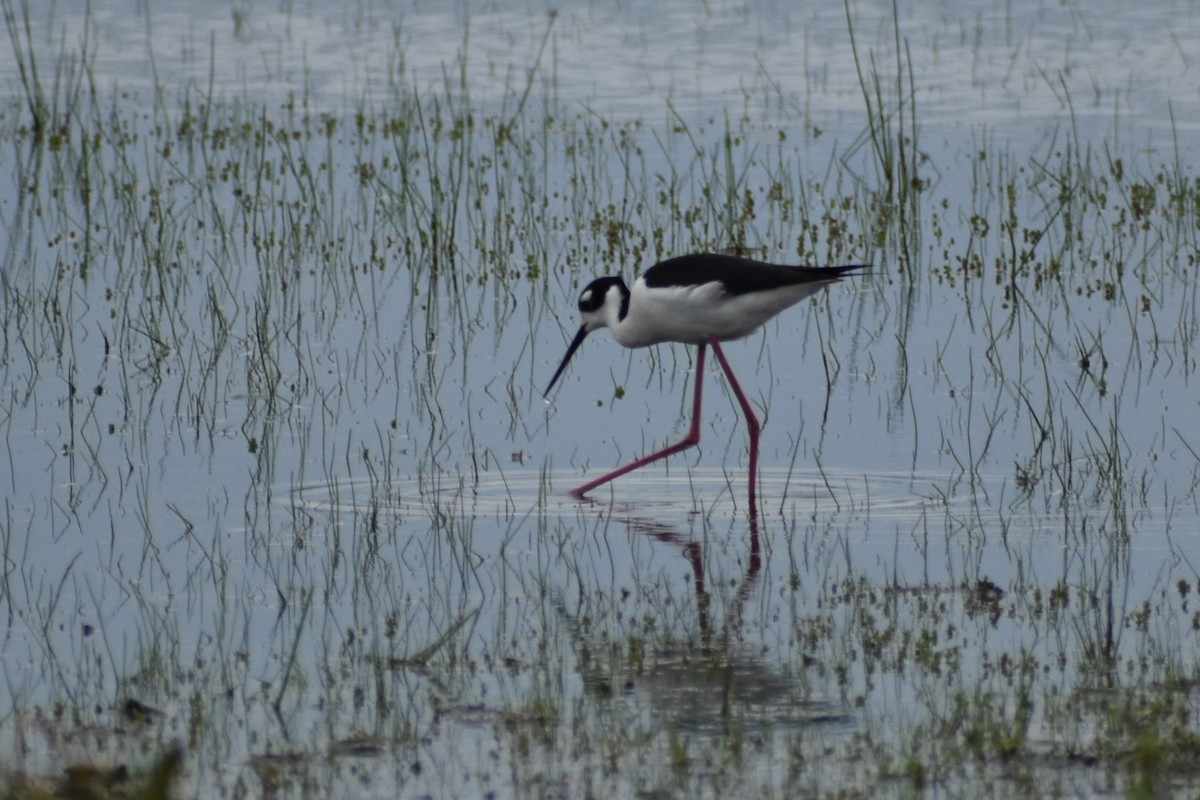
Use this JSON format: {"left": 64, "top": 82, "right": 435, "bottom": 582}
{"left": 612, "top": 282, "right": 818, "bottom": 348}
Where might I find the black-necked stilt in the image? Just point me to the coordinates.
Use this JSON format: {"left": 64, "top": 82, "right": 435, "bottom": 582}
{"left": 544, "top": 252, "right": 867, "bottom": 506}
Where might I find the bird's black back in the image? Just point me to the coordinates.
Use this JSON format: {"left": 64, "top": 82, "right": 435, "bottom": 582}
{"left": 643, "top": 253, "right": 866, "bottom": 297}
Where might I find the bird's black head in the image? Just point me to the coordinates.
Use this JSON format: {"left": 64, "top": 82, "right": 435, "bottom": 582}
{"left": 543, "top": 276, "right": 630, "bottom": 399}
{"left": 577, "top": 276, "right": 629, "bottom": 319}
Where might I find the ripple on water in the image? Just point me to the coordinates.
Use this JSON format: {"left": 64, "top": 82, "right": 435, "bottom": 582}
{"left": 286, "top": 465, "right": 1045, "bottom": 527}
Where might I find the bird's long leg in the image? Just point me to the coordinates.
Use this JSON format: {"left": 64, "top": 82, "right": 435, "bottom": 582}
{"left": 710, "top": 340, "right": 760, "bottom": 514}
{"left": 571, "top": 344, "right": 708, "bottom": 497}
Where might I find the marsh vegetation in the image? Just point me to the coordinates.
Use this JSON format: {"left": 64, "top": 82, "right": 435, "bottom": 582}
{"left": 1, "top": 0, "right": 1199, "bottom": 797}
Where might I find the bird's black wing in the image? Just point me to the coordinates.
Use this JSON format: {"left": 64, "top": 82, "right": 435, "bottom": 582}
{"left": 643, "top": 253, "right": 867, "bottom": 296}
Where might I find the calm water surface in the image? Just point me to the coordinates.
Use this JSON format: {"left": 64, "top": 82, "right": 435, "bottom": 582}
{"left": 1, "top": 0, "right": 1198, "bottom": 796}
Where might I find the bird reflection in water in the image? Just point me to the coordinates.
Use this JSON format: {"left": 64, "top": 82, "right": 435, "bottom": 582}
{"left": 569, "top": 512, "right": 848, "bottom": 735}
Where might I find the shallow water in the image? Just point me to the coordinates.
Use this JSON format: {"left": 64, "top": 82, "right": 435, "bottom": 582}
{"left": 3, "top": 0, "right": 1197, "bottom": 137}
{"left": 1, "top": 0, "right": 1199, "bottom": 797}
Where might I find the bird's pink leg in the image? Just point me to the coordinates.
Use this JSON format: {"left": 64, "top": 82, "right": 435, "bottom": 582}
{"left": 710, "top": 340, "right": 760, "bottom": 513}
{"left": 571, "top": 344, "right": 708, "bottom": 497}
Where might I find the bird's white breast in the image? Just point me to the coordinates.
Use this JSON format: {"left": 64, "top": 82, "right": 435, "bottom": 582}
{"left": 611, "top": 278, "right": 825, "bottom": 348}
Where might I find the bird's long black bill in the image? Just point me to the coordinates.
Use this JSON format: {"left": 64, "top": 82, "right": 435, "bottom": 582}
{"left": 543, "top": 326, "right": 589, "bottom": 399}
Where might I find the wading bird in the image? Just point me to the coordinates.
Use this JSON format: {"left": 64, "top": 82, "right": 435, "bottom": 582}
{"left": 544, "top": 252, "right": 866, "bottom": 508}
